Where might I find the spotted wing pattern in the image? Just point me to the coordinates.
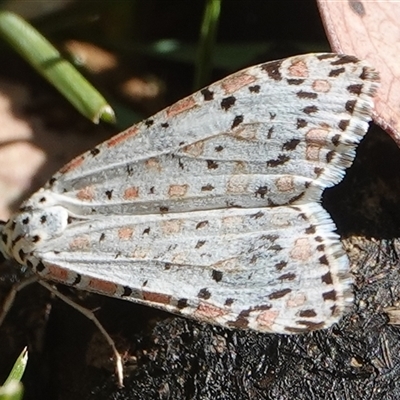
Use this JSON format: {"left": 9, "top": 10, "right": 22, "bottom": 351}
{"left": 0, "top": 53, "right": 379, "bottom": 334}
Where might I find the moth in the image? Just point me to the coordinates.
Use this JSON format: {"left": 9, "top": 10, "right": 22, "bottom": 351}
{"left": 0, "top": 53, "right": 378, "bottom": 338}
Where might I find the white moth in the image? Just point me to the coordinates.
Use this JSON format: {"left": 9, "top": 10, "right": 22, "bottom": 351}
{"left": 0, "top": 53, "right": 379, "bottom": 335}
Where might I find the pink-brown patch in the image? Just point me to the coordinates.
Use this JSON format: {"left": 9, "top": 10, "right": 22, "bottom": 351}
{"left": 143, "top": 290, "right": 172, "bottom": 305}
{"left": 168, "top": 184, "right": 188, "bottom": 198}
{"left": 88, "top": 278, "right": 118, "bottom": 295}
{"left": 221, "top": 73, "right": 257, "bottom": 94}
{"left": 226, "top": 175, "right": 248, "bottom": 193}
{"left": 232, "top": 125, "right": 257, "bottom": 140}
{"left": 256, "top": 309, "right": 279, "bottom": 329}
{"left": 305, "top": 128, "right": 330, "bottom": 144}
{"left": 270, "top": 214, "right": 291, "bottom": 227}
{"left": 275, "top": 176, "right": 294, "bottom": 192}
{"left": 170, "top": 252, "right": 186, "bottom": 264}
{"left": 46, "top": 264, "right": 69, "bottom": 282}
{"left": 213, "top": 258, "right": 238, "bottom": 271}
{"left": 233, "top": 161, "right": 248, "bottom": 174}
{"left": 305, "top": 144, "right": 321, "bottom": 161}
{"left": 166, "top": 95, "right": 197, "bottom": 118}
{"left": 182, "top": 141, "right": 204, "bottom": 157}
{"left": 290, "top": 238, "right": 312, "bottom": 261}
{"left": 161, "top": 219, "right": 182, "bottom": 235}
{"left": 69, "top": 236, "right": 90, "bottom": 250}
{"left": 195, "top": 302, "right": 227, "bottom": 319}
{"left": 107, "top": 126, "right": 139, "bottom": 147}
{"left": 222, "top": 216, "right": 243, "bottom": 229}
{"left": 123, "top": 187, "right": 139, "bottom": 200}
{"left": 118, "top": 227, "right": 134, "bottom": 240}
{"left": 76, "top": 185, "right": 96, "bottom": 201}
{"left": 286, "top": 293, "right": 307, "bottom": 308}
{"left": 145, "top": 158, "right": 162, "bottom": 171}
{"left": 288, "top": 60, "right": 308, "bottom": 78}
{"left": 312, "top": 79, "right": 331, "bottom": 93}
{"left": 132, "top": 247, "right": 150, "bottom": 259}
{"left": 59, "top": 155, "right": 85, "bottom": 174}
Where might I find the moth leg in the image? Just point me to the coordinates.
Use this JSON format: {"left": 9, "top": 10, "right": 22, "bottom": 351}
{"left": 0, "top": 275, "right": 39, "bottom": 326}
{"left": 38, "top": 281, "right": 124, "bottom": 388}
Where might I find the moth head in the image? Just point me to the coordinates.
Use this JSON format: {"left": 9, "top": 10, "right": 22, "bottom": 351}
{"left": 0, "top": 206, "right": 69, "bottom": 266}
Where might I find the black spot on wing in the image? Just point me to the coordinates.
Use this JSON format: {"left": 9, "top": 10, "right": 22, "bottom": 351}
{"left": 207, "top": 160, "right": 218, "bottom": 169}
{"left": 297, "top": 119, "right": 307, "bottom": 129}
{"left": 90, "top": 148, "right": 100, "bottom": 156}
{"left": 177, "top": 298, "right": 188, "bottom": 309}
{"left": 122, "top": 286, "right": 133, "bottom": 297}
{"left": 196, "top": 221, "right": 209, "bottom": 229}
{"left": 221, "top": 96, "right": 236, "bottom": 111}
{"left": 339, "top": 120, "right": 350, "bottom": 131}
{"left": 201, "top": 88, "right": 214, "bottom": 100}
{"left": 345, "top": 100, "right": 356, "bottom": 114}
{"left": 249, "top": 85, "right": 260, "bottom": 93}
{"left": 231, "top": 115, "right": 243, "bottom": 129}
{"left": 298, "top": 309, "right": 317, "bottom": 318}
{"left": 329, "top": 67, "right": 345, "bottom": 77}
{"left": 303, "top": 105, "right": 318, "bottom": 114}
{"left": 267, "top": 155, "right": 290, "bottom": 167}
{"left": 282, "top": 139, "right": 300, "bottom": 151}
{"left": 347, "top": 84, "right": 363, "bottom": 95}
{"left": 287, "top": 79, "right": 305, "bottom": 85}
{"left": 297, "top": 91, "right": 318, "bottom": 99}
{"left": 198, "top": 288, "right": 211, "bottom": 299}
{"left": 73, "top": 274, "right": 82, "bottom": 285}
{"left": 261, "top": 60, "right": 283, "bottom": 80}
{"left": 269, "top": 288, "right": 292, "bottom": 300}
{"left": 211, "top": 270, "right": 223, "bottom": 282}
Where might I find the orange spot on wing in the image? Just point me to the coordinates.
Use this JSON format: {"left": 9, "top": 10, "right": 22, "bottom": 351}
{"left": 161, "top": 219, "right": 182, "bottom": 235}
{"left": 221, "top": 73, "right": 257, "bottom": 94}
{"left": 143, "top": 291, "right": 171, "bottom": 305}
{"left": 46, "top": 264, "right": 69, "bottom": 282}
{"left": 168, "top": 184, "right": 188, "bottom": 198}
{"left": 288, "top": 60, "right": 308, "bottom": 77}
{"left": 132, "top": 246, "right": 150, "bottom": 259}
{"left": 305, "top": 128, "right": 330, "bottom": 144}
{"left": 256, "top": 310, "right": 279, "bottom": 329}
{"left": 118, "top": 227, "right": 134, "bottom": 240}
{"left": 182, "top": 141, "right": 204, "bottom": 157}
{"left": 232, "top": 125, "right": 257, "bottom": 140}
{"left": 305, "top": 144, "right": 321, "bottom": 161}
{"left": 275, "top": 176, "right": 294, "bottom": 192}
{"left": 226, "top": 175, "right": 248, "bottom": 193}
{"left": 69, "top": 236, "right": 91, "bottom": 250}
{"left": 195, "top": 303, "right": 227, "bottom": 319}
{"left": 123, "top": 187, "right": 139, "bottom": 200}
{"left": 290, "top": 238, "right": 312, "bottom": 261}
{"left": 76, "top": 186, "right": 96, "bottom": 201}
{"left": 107, "top": 126, "right": 139, "bottom": 147}
{"left": 88, "top": 278, "right": 118, "bottom": 295}
{"left": 166, "top": 96, "right": 197, "bottom": 117}
{"left": 59, "top": 156, "right": 85, "bottom": 174}
{"left": 286, "top": 293, "right": 307, "bottom": 308}
{"left": 145, "top": 158, "right": 162, "bottom": 171}
{"left": 312, "top": 79, "right": 331, "bottom": 93}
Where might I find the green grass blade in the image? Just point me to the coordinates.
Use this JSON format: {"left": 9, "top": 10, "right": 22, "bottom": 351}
{"left": 0, "top": 11, "right": 115, "bottom": 123}
{"left": 0, "top": 381, "right": 23, "bottom": 400}
{"left": 194, "top": 0, "right": 222, "bottom": 90}
{"left": 3, "top": 347, "right": 28, "bottom": 386}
